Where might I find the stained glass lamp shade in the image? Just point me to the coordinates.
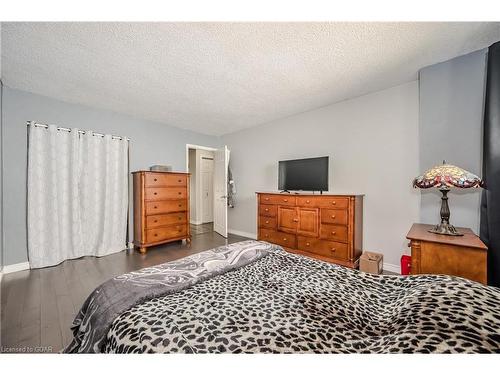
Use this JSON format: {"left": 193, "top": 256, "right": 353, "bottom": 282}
{"left": 413, "top": 161, "right": 483, "bottom": 236}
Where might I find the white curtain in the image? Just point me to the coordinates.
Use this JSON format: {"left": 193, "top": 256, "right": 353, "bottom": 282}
{"left": 27, "top": 124, "right": 128, "bottom": 269}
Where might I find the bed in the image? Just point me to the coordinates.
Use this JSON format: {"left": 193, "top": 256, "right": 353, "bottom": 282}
{"left": 64, "top": 240, "right": 500, "bottom": 353}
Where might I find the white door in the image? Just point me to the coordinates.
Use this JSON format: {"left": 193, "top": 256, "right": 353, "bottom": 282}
{"left": 214, "top": 145, "right": 229, "bottom": 237}
{"left": 201, "top": 157, "right": 214, "bottom": 223}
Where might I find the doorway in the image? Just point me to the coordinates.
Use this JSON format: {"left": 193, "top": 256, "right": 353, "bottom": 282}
{"left": 186, "top": 144, "right": 230, "bottom": 238}
{"left": 186, "top": 144, "right": 217, "bottom": 237}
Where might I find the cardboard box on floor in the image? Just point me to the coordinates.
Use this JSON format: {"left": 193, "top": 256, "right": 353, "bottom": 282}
{"left": 359, "top": 251, "right": 383, "bottom": 274}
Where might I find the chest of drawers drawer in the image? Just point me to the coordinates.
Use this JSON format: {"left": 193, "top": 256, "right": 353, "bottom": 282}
{"left": 296, "top": 196, "right": 321, "bottom": 207}
{"left": 317, "top": 197, "right": 349, "bottom": 209}
{"left": 259, "top": 204, "right": 277, "bottom": 217}
{"left": 297, "top": 236, "right": 348, "bottom": 260}
{"left": 259, "top": 216, "right": 277, "bottom": 229}
{"left": 146, "top": 213, "right": 187, "bottom": 228}
{"left": 146, "top": 225, "right": 188, "bottom": 243}
{"left": 320, "top": 209, "right": 348, "bottom": 225}
{"left": 145, "top": 199, "right": 187, "bottom": 215}
{"left": 259, "top": 228, "right": 296, "bottom": 248}
{"left": 319, "top": 223, "right": 348, "bottom": 242}
{"left": 145, "top": 173, "right": 187, "bottom": 187}
{"left": 145, "top": 187, "right": 187, "bottom": 200}
{"left": 260, "top": 194, "right": 296, "bottom": 206}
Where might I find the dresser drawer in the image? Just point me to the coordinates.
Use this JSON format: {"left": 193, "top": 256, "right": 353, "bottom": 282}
{"left": 260, "top": 194, "right": 296, "bottom": 206}
{"left": 259, "top": 204, "right": 277, "bottom": 217}
{"left": 146, "top": 213, "right": 187, "bottom": 228}
{"left": 145, "top": 173, "right": 188, "bottom": 187}
{"left": 317, "top": 197, "right": 349, "bottom": 209}
{"left": 320, "top": 223, "right": 348, "bottom": 242}
{"left": 296, "top": 196, "right": 321, "bottom": 207}
{"left": 320, "top": 209, "right": 348, "bottom": 225}
{"left": 145, "top": 187, "right": 187, "bottom": 200}
{"left": 297, "top": 237, "right": 348, "bottom": 260}
{"left": 259, "top": 216, "right": 277, "bottom": 229}
{"left": 259, "top": 228, "right": 296, "bottom": 248}
{"left": 145, "top": 200, "right": 187, "bottom": 215}
{"left": 146, "top": 225, "right": 187, "bottom": 243}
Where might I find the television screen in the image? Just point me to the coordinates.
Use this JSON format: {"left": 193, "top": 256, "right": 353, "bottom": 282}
{"left": 278, "top": 156, "right": 329, "bottom": 192}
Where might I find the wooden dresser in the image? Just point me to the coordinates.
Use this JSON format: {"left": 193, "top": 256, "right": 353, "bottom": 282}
{"left": 133, "top": 171, "right": 191, "bottom": 253}
{"left": 256, "top": 192, "right": 363, "bottom": 268}
{"left": 406, "top": 223, "right": 487, "bottom": 284}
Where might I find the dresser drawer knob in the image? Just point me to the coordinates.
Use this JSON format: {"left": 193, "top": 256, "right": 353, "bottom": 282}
{"left": 293, "top": 218, "right": 299, "bottom": 222}
{"left": 154, "top": 206, "right": 157, "bottom": 209}
{"left": 306, "top": 242, "right": 310, "bottom": 246}
{"left": 178, "top": 217, "right": 182, "bottom": 220}
{"left": 283, "top": 238, "right": 287, "bottom": 241}
{"left": 265, "top": 208, "right": 269, "bottom": 212}
{"left": 332, "top": 201, "right": 336, "bottom": 205}
{"left": 178, "top": 191, "right": 182, "bottom": 195}
{"left": 265, "top": 220, "right": 269, "bottom": 224}
{"left": 154, "top": 233, "right": 158, "bottom": 237}
{"left": 265, "top": 197, "right": 270, "bottom": 201}
{"left": 154, "top": 192, "right": 157, "bottom": 195}
{"left": 178, "top": 179, "right": 182, "bottom": 183}
{"left": 154, "top": 178, "right": 157, "bottom": 182}
{"left": 331, "top": 231, "right": 336, "bottom": 235}
{"left": 154, "top": 220, "right": 158, "bottom": 223}
{"left": 331, "top": 248, "right": 336, "bottom": 252}
{"left": 178, "top": 204, "right": 182, "bottom": 207}
{"left": 283, "top": 199, "right": 288, "bottom": 202}
{"left": 265, "top": 234, "right": 269, "bottom": 237}
{"left": 306, "top": 200, "right": 310, "bottom": 203}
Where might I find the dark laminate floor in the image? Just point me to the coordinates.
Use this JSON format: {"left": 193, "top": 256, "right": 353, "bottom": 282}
{"left": 0, "top": 229, "right": 248, "bottom": 353}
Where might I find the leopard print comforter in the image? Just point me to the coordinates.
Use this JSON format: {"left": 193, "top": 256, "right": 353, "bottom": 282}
{"left": 103, "top": 245, "right": 500, "bottom": 353}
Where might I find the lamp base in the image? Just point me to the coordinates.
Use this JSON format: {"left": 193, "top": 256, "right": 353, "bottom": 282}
{"left": 428, "top": 223, "right": 464, "bottom": 236}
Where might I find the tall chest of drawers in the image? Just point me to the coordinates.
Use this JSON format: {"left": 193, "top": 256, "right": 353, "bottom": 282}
{"left": 133, "top": 171, "right": 191, "bottom": 253}
{"left": 256, "top": 192, "right": 363, "bottom": 268}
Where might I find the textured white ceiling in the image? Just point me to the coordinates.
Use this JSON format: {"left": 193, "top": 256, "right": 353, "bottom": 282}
{"left": 2, "top": 22, "right": 500, "bottom": 136}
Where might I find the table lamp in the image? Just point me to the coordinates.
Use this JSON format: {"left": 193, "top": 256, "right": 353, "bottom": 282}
{"left": 413, "top": 161, "right": 483, "bottom": 236}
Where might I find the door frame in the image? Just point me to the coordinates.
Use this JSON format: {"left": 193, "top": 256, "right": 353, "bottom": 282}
{"left": 185, "top": 144, "right": 218, "bottom": 226}
{"left": 185, "top": 144, "right": 218, "bottom": 172}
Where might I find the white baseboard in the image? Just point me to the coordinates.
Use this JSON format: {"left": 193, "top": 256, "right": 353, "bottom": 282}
{"left": 383, "top": 262, "right": 401, "bottom": 275}
{"left": 1, "top": 261, "right": 30, "bottom": 274}
{"left": 190, "top": 220, "right": 203, "bottom": 225}
{"left": 228, "top": 229, "right": 257, "bottom": 239}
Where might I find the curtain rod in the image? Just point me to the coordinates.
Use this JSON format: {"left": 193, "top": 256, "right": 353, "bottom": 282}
{"left": 27, "top": 121, "right": 130, "bottom": 141}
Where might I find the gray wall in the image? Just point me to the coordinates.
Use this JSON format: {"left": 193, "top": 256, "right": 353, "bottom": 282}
{"left": 419, "top": 49, "right": 487, "bottom": 234}
{"left": 1, "top": 86, "right": 221, "bottom": 266}
{"left": 222, "top": 81, "right": 420, "bottom": 268}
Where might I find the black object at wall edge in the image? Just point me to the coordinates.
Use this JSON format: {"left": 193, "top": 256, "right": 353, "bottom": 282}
{"left": 480, "top": 41, "right": 500, "bottom": 287}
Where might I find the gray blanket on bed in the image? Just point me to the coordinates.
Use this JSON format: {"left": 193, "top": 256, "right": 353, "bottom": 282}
{"left": 64, "top": 240, "right": 279, "bottom": 353}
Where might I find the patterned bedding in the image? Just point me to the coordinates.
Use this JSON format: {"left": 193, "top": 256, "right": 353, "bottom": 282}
{"left": 67, "top": 240, "right": 500, "bottom": 353}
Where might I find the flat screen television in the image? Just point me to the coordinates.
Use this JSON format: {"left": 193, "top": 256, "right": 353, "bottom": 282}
{"left": 278, "top": 156, "right": 329, "bottom": 192}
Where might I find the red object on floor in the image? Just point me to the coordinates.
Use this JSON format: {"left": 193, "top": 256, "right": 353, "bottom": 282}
{"left": 400, "top": 255, "right": 411, "bottom": 275}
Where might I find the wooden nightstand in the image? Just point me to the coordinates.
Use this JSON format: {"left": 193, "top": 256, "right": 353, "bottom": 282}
{"left": 406, "top": 223, "right": 487, "bottom": 284}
